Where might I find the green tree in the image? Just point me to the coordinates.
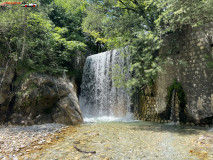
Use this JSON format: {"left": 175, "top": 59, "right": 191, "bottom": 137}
{"left": 0, "top": 0, "right": 88, "bottom": 76}
{"left": 83, "top": 0, "right": 213, "bottom": 93}
{"left": 155, "top": 0, "right": 213, "bottom": 34}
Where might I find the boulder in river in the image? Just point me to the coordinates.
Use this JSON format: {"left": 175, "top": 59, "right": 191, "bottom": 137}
{"left": 10, "top": 74, "right": 83, "bottom": 125}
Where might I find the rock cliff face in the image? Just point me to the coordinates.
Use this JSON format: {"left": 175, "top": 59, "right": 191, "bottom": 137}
{"left": 0, "top": 60, "right": 15, "bottom": 124}
{"left": 0, "top": 71, "right": 83, "bottom": 125}
{"left": 134, "top": 23, "right": 213, "bottom": 126}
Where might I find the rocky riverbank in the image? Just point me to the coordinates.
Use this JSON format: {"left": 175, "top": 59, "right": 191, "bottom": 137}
{"left": 27, "top": 121, "right": 213, "bottom": 160}
{"left": 0, "top": 122, "right": 213, "bottom": 160}
{"left": 0, "top": 123, "right": 70, "bottom": 160}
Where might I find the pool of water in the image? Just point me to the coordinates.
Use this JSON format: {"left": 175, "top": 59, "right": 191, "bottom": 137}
{"left": 27, "top": 120, "right": 213, "bottom": 160}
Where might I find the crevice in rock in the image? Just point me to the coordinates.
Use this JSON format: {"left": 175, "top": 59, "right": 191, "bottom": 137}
{"left": 158, "top": 80, "right": 189, "bottom": 124}
{"left": 6, "top": 68, "right": 18, "bottom": 121}
{"left": 5, "top": 95, "right": 16, "bottom": 123}
{"left": 199, "top": 116, "right": 213, "bottom": 127}
{"left": 10, "top": 69, "right": 17, "bottom": 91}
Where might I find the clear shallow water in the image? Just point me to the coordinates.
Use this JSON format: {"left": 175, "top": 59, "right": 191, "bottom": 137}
{"left": 28, "top": 121, "right": 213, "bottom": 160}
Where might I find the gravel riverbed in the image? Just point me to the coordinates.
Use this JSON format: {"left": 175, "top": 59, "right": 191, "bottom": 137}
{"left": 0, "top": 123, "right": 68, "bottom": 160}
{"left": 1, "top": 122, "right": 213, "bottom": 160}
{"left": 28, "top": 121, "right": 213, "bottom": 160}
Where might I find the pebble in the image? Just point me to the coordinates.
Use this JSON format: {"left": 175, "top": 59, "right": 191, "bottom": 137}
{"left": 38, "top": 140, "right": 45, "bottom": 145}
{"left": 0, "top": 123, "right": 66, "bottom": 158}
{"left": 20, "top": 145, "right": 25, "bottom": 148}
{"left": 13, "top": 156, "right": 18, "bottom": 160}
{"left": 34, "top": 146, "right": 42, "bottom": 150}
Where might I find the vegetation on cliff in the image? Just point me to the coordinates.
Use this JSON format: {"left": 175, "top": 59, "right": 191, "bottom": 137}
{"left": 0, "top": 0, "right": 212, "bottom": 92}
{"left": 0, "top": 0, "right": 91, "bottom": 77}
{"left": 83, "top": 0, "right": 213, "bottom": 93}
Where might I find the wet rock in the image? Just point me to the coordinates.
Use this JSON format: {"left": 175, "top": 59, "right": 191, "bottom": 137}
{"left": 10, "top": 74, "right": 83, "bottom": 125}
{"left": 34, "top": 146, "right": 42, "bottom": 150}
{"left": 38, "top": 140, "right": 45, "bottom": 145}
{"left": 57, "top": 93, "right": 83, "bottom": 125}
{"left": 52, "top": 107, "right": 72, "bottom": 125}
{"left": 0, "top": 60, "right": 15, "bottom": 124}
{"left": 73, "top": 141, "right": 80, "bottom": 144}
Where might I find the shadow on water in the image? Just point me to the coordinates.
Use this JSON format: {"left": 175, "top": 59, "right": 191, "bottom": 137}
{"left": 82, "top": 116, "right": 212, "bottom": 136}
{"left": 122, "top": 121, "right": 211, "bottom": 136}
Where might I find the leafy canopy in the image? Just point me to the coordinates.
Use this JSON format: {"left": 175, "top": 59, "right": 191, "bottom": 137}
{"left": 83, "top": 0, "right": 213, "bottom": 92}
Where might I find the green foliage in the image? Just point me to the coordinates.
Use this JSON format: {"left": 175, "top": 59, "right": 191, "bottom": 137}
{"left": 0, "top": 4, "right": 24, "bottom": 57}
{"left": 207, "top": 61, "right": 213, "bottom": 68}
{"left": 1, "top": 0, "right": 212, "bottom": 94}
{"left": 50, "top": 0, "right": 87, "bottom": 41}
{"left": 154, "top": 0, "right": 213, "bottom": 34}
{"left": 83, "top": 0, "right": 213, "bottom": 94}
{"left": 127, "top": 32, "right": 162, "bottom": 92}
{"left": 23, "top": 13, "right": 62, "bottom": 74}
{"left": 14, "top": 69, "right": 34, "bottom": 87}
{"left": 82, "top": 1, "right": 161, "bottom": 93}
{"left": 111, "top": 62, "right": 129, "bottom": 89}
{"left": 205, "top": 55, "right": 213, "bottom": 68}
{"left": 0, "top": 0, "right": 88, "bottom": 76}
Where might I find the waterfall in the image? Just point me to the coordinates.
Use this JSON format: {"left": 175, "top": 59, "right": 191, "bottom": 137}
{"left": 170, "top": 89, "right": 181, "bottom": 123}
{"left": 170, "top": 89, "right": 176, "bottom": 122}
{"left": 79, "top": 48, "right": 131, "bottom": 119}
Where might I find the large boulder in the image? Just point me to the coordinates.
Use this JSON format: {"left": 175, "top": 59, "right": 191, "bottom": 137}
{"left": 0, "top": 60, "right": 15, "bottom": 124}
{"left": 10, "top": 74, "right": 83, "bottom": 125}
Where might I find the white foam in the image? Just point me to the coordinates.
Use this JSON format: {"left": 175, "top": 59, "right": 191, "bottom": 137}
{"left": 83, "top": 113, "right": 135, "bottom": 123}
{"left": 166, "top": 122, "right": 180, "bottom": 125}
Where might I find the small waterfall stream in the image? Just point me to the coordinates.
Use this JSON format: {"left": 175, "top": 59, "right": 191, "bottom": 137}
{"left": 170, "top": 89, "right": 176, "bottom": 122}
{"left": 79, "top": 48, "right": 131, "bottom": 120}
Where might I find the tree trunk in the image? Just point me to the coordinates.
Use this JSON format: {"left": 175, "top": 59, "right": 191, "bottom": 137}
{"left": 21, "top": 8, "right": 27, "bottom": 60}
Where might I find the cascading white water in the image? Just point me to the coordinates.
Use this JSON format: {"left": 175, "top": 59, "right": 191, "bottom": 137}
{"left": 79, "top": 48, "right": 132, "bottom": 121}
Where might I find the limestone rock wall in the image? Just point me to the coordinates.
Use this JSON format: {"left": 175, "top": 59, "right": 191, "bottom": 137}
{"left": 11, "top": 74, "right": 83, "bottom": 125}
{"left": 135, "top": 23, "right": 213, "bottom": 125}
{"left": 0, "top": 70, "right": 83, "bottom": 125}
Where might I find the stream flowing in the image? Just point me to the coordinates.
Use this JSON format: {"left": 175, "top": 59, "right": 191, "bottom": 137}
{"left": 28, "top": 121, "right": 213, "bottom": 160}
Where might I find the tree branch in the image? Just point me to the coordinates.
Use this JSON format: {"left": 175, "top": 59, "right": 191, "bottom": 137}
{"left": 2, "top": 29, "right": 12, "bottom": 55}
{"left": 118, "top": 0, "right": 138, "bottom": 13}
{"left": 74, "top": 146, "right": 96, "bottom": 154}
